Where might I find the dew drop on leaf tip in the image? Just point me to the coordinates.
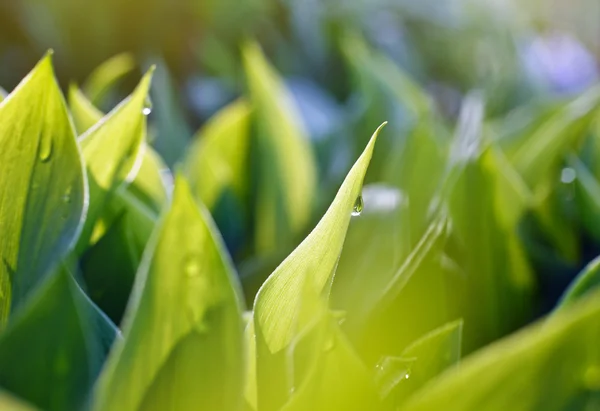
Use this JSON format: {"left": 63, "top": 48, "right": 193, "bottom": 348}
{"left": 352, "top": 195, "right": 364, "bottom": 216}
{"left": 142, "top": 95, "right": 153, "bottom": 115}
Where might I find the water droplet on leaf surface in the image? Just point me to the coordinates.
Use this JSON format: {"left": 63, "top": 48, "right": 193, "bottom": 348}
{"left": 142, "top": 95, "right": 153, "bottom": 115}
{"left": 39, "top": 134, "right": 53, "bottom": 162}
{"left": 352, "top": 195, "right": 363, "bottom": 216}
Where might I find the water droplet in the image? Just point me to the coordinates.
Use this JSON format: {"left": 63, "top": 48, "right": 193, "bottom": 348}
{"left": 289, "top": 387, "right": 296, "bottom": 395}
{"left": 184, "top": 255, "right": 201, "bottom": 278}
{"left": 352, "top": 195, "right": 364, "bottom": 216}
{"left": 584, "top": 366, "right": 600, "bottom": 391}
{"left": 62, "top": 186, "right": 73, "bottom": 204}
{"left": 561, "top": 167, "right": 576, "bottom": 184}
{"left": 404, "top": 373, "right": 410, "bottom": 379}
{"left": 142, "top": 95, "right": 153, "bottom": 115}
{"left": 39, "top": 134, "right": 53, "bottom": 162}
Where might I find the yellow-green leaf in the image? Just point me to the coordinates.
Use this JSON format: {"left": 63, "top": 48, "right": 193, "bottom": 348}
{"left": 281, "top": 313, "right": 382, "bottom": 411}
{"left": 83, "top": 53, "right": 136, "bottom": 106}
{"left": 243, "top": 41, "right": 317, "bottom": 255}
{"left": 571, "top": 154, "right": 600, "bottom": 242}
{"left": 0, "top": 389, "right": 38, "bottom": 410}
{"left": 252, "top": 123, "right": 384, "bottom": 410}
{"left": 401, "top": 290, "right": 600, "bottom": 411}
{"left": 77, "top": 69, "right": 154, "bottom": 249}
{"left": 185, "top": 99, "right": 250, "bottom": 210}
{"left": 93, "top": 175, "right": 245, "bottom": 411}
{"left": 68, "top": 84, "right": 104, "bottom": 135}
{"left": 0, "top": 53, "right": 87, "bottom": 321}
{"left": 557, "top": 255, "right": 600, "bottom": 311}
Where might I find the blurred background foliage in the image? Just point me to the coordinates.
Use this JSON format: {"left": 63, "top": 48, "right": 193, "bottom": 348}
{"left": 1, "top": 0, "right": 600, "bottom": 346}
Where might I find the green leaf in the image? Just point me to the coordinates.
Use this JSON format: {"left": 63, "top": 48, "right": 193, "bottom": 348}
{"left": 401, "top": 291, "right": 600, "bottom": 411}
{"left": 186, "top": 99, "right": 250, "bottom": 209}
{"left": 0, "top": 53, "right": 87, "bottom": 321}
{"left": 68, "top": 84, "right": 104, "bottom": 135}
{"left": 252, "top": 123, "right": 385, "bottom": 410}
{"left": 353, "top": 212, "right": 452, "bottom": 364}
{"left": 242, "top": 41, "right": 318, "bottom": 255}
{"left": 0, "top": 266, "right": 117, "bottom": 411}
{"left": 83, "top": 53, "right": 136, "bottom": 106}
{"left": 147, "top": 58, "right": 192, "bottom": 166}
{"left": 442, "top": 95, "right": 534, "bottom": 352}
{"left": 501, "top": 86, "right": 600, "bottom": 191}
{"left": 184, "top": 99, "right": 251, "bottom": 253}
{"left": 557, "top": 255, "right": 600, "bottom": 311}
{"left": 571, "top": 154, "right": 600, "bottom": 242}
{"left": 93, "top": 175, "right": 245, "bottom": 411}
{"left": 280, "top": 313, "right": 382, "bottom": 411}
{"left": 382, "top": 320, "right": 463, "bottom": 406}
{"left": 69, "top": 85, "right": 169, "bottom": 214}
{"left": 77, "top": 68, "right": 154, "bottom": 250}
{"left": 244, "top": 317, "right": 258, "bottom": 411}
{"left": 332, "top": 185, "right": 412, "bottom": 326}
{"left": 126, "top": 148, "right": 169, "bottom": 214}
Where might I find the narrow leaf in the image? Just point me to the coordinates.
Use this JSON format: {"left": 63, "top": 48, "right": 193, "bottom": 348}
{"left": 184, "top": 99, "right": 251, "bottom": 253}
{"left": 243, "top": 41, "right": 318, "bottom": 255}
{"left": 78, "top": 68, "right": 154, "bottom": 249}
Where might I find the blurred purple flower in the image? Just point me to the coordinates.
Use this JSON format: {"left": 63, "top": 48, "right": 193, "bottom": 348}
{"left": 521, "top": 31, "right": 599, "bottom": 94}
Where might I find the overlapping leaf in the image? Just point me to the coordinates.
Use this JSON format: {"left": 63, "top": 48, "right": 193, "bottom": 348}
{"left": 77, "top": 68, "right": 153, "bottom": 250}
{"left": 184, "top": 99, "right": 251, "bottom": 253}
{"left": 253, "top": 123, "right": 384, "bottom": 410}
{"left": 0, "top": 266, "right": 117, "bottom": 411}
{"left": 401, "top": 290, "right": 600, "bottom": 411}
{"left": 93, "top": 175, "right": 244, "bottom": 411}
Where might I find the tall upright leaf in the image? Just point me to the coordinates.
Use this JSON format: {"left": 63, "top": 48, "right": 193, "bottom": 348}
{"left": 253, "top": 123, "right": 385, "bottom": 410}
{"left": 0, "top": 53, "right": 87, "bottom": 321}
{"left": 243, "top": 42, "right": 317, "bottom": 256}
{"left": 77, "top": 68, "right": 154, "bottom": 250}
{"left": 184, "top": 99, "right": 251, "bottom": 254}
{"left": 93, "top": 175, "right": 245, "bottom": 411}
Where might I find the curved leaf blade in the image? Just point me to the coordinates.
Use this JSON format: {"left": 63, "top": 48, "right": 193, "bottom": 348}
{"left": 557, "top": 255, "right": 600, "bottom": 311}
{"left": 77, "top": 69, "right": 154, "bottom": 249}
{"left": 252, "top": 123, "right": 384, "bottom": 410}
{"left": 93, "top": 175, "right": 245, "bottom": 411}
{"left": 401, "top": 291, "right": 600, "bottom": 411}
{"left": 83, "top": 53, "right": 136, "bottom": 106}
{"left": 0, "top": 53, "right": 87, "bottom": 320}
{"left": 0, "top": 266, "right": 117, "bottom": 411}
